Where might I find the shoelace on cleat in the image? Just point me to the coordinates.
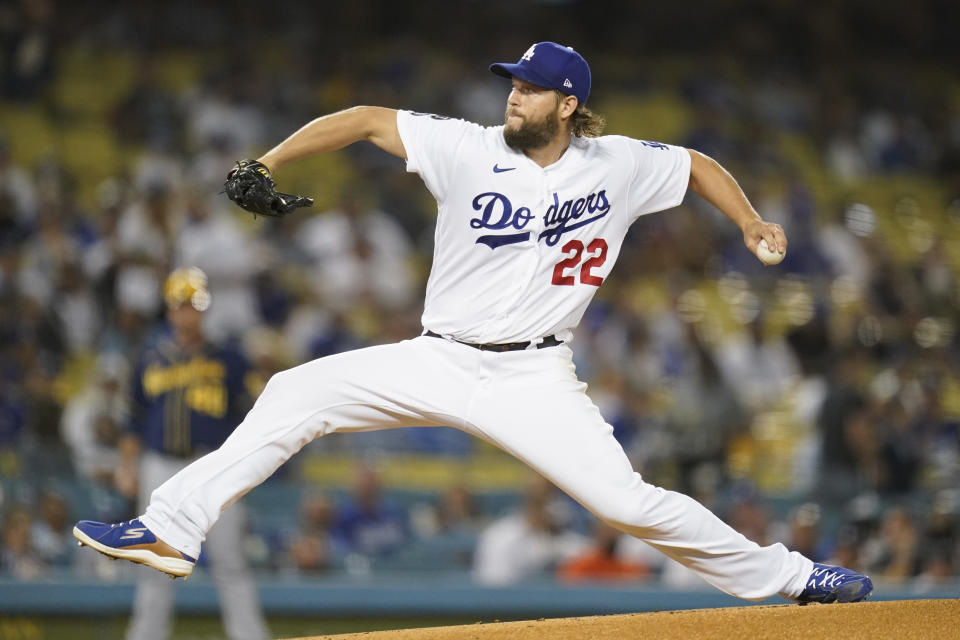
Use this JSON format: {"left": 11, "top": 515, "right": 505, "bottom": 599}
{"left": 109, "top": 519, "right": 139, "bottom": 529}
{"left": 808, "top": 567, "right": 845, "bottom": 590}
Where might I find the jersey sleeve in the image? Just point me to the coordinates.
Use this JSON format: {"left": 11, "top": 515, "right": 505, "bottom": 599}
{"left": 625, "top": 139, "right": 691, "bottom": 222}
{"left": 396, "top": 110, "right": 479, "bottom": 202}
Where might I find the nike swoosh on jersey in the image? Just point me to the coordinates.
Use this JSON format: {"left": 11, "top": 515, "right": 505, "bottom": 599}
{"left": 492, "top": 164, "right": 516, "bottom": 173}
{"left": 476, "top": 232, "right": 530, "bottom": 249}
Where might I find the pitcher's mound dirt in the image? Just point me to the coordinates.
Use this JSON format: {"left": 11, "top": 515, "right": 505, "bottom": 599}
{"left": 294, "top": 598, "right": 959, "bottom": 640}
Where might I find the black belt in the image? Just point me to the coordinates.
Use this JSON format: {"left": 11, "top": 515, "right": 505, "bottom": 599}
{"left": 424, "top": 330, "right": 562, "bottom": 352}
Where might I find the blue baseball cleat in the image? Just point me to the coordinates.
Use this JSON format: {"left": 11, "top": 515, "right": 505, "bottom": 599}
{"left": 796, "top": 563, "right": 873, "bottom": 604}
{"left": 73, "top": 518, "right": 196, "bottom": 579}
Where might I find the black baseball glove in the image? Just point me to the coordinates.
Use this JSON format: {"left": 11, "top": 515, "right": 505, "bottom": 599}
{"left": 224, "top": 159, "right": 314, "bottom": 218}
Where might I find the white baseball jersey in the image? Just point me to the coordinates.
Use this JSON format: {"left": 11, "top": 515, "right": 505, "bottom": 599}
{"left": 396, "top": 110, "right": 691, "bottom": 344}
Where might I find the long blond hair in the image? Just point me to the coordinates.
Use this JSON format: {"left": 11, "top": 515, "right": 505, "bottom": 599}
{"left": 555, "top": 90, "right": 606, "bottom": 138}
{"left": 570, "top": 105, "right": 606, "bottom": 138}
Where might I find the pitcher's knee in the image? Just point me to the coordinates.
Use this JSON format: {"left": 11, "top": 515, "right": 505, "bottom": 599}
{"left": 262, "top": 361, "right": 325, "bottom": 394}
{"left": 258, "top": 368, "right": 296, "bottom": 401}
{"left": 244, "top": 369, "right": 327, "bottom": 436}
{"left": 584, "top": 481, "right": 666, "bottom": 530}
{"left": 259, "top": 361, "right": 337, "bottom": 408}
{"left": 593, "top": 501, "right": 648, "bottom": 530}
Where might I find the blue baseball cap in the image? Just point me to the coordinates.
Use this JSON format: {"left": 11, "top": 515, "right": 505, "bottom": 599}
{"left": 490, "top": 41, "right": 591, "bottom": 105}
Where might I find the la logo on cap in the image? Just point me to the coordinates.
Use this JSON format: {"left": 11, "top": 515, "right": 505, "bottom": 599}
{"left": 490, "top": 41, "right": 592, "bottom": 105}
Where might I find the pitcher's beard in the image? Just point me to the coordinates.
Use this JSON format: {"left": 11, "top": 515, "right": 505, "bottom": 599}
{"left": 503, "top": 109, "right": 560, "bottom": 151}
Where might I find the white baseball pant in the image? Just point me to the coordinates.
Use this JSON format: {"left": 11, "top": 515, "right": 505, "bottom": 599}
{"left": 128, "top": 451, "right": 269, "bottom": 640}
{"left": 141, "top": 336, "right": 812, "bottom": 600}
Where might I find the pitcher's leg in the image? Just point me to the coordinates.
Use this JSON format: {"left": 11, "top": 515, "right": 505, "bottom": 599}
{"left": 141, "top": 339, "right": 464, "bottom": 557}
{"left": 471, "top": 348, "right": 810, "bottom": 601}
{"left": 599, "top": 475, "right": 810, "bottom": 600}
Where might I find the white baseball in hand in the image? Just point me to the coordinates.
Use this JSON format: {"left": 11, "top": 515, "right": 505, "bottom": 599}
{"left": 756, "top": 238, "right": 785, "bottom": 265}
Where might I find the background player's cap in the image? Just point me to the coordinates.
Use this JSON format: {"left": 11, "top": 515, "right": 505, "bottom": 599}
{"left": 490, "top": 41, "right": 591, "bottom": 105}
{"left": 164, "top": 267, "right": 211, "bottom": 312}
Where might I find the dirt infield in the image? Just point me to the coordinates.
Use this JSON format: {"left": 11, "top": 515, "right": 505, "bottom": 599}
{"left": 296, "top": 599, "right": 959, "bottom": 640}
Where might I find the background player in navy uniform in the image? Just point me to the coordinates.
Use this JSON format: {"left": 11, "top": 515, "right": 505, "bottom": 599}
{"left": 119, "top": 267, "right": 269, "bottom": 640}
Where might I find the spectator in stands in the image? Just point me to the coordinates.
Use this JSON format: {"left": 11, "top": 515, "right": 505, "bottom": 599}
{"left": 827, "top": 525, "right": 864, "bottom": 572}
{"left": 0, "top": 135, "right": 37, "bottom": 227}
{"left": 405, "top": 485, "right": 485, "bottom": 570}
{"left": 714, "top": 315, "right": 800, "bottom": 413}
{"left": 31, "top": 489, "right": 72, "bottom": 569}
{"left": 0, "top": 376, "right": 25, "bottom": 452}
{"left": 862, "top": 506, "right": 922, "bottom": 581}
{"left": 81, "top": 177, "right": 130, "bottom": 314}
{"left": 817, "top": 201, "right": 873, "bottom": 294}
{"left": 0, "top": 503, "right": 45, "bottom": 579}
{"left": 473, "top": 478, "right": 589, "bottom": 586}
{"left": 111, "top": 55, "right": 183, "bottom": 153}
{"left": 666, "top": 330, "right": 745, "bottom": 496}
{"left": 816, "top": 348, "right": 869, "bottom": 500}
{"left": 0, "top": 0, "right": 56, "bottom": 102}
{"left": 50, "top": 256, "right": 102, "bottom": 354}
{"left": 557, "top": 522, "right": 649, "bottom": 583}
{"left": 332, "top": 467, "right": 407, "bottom": 560}
{"left": 5, "top": 288, "right": 64, "bottom": 385}
{"left": 19, "top": 336, "right": 66, "bottom": 477}
{"left": 17, "top": 196, "right": 82, "bottom": 313}
{"left": 93, "top": 178, "right": 155, "bottom": 362}
{"left": 114, "top": 180, "right": 180, "bottom": 321}
{"left": 877, "top": 399, "right": 922, "bottom": 494}
{"left": 435, "top": 485, "right": 484, "bottom": 535}
{"left": 757, "top": 175, "right": 831, "bottom": 277}
{"left": 174, "top": 185, "right": 260, "bottom": 342}
{"left": 287, "top": 490, "right": 337, "bottom": 575}
{"left": 784, "top": 502, "right": 830, "bottom": 563}
{"left": 98, "top": 303, "right": 152, "bottom": 376}
{"left": 726, "top": 491, "right": 775, "bottom": 548}
{"left": 59, "top": 352, "right": 128, "bottom": 485}
{"left": 184, "top": 66, "right": 265, "bottom": 154}
{"left": 914, "top": 493, "right": 959, "bottom": 592}
{"left": 912, "top": 550, "right": 956, "bottom": 594}
{"left": 307, "top": 311, "right": 364, "bottom": 360}
{"left": 297, "top": 185, "right": 416, "bottom": 313}
{"left": 844, "top": 404, "right": 886, "bottom": 492}
{"left": 923, "top": 491, "right": 959, "bottom": 565}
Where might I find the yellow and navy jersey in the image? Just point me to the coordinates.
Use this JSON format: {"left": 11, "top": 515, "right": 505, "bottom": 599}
{"left": 130, "top": 334, "right": 253, "bottom": 457}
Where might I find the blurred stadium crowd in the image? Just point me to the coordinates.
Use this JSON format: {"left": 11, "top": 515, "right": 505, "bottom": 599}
{"left": 1, "top": 0, "right": 959, "bottom": 594}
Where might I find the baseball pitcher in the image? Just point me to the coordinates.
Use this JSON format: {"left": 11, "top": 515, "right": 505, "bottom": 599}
{"left": 76, "top": 42, "right": 872, "bottom": 605}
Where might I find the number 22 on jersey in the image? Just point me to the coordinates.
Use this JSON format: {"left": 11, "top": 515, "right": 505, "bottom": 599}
{"left": 551, "top": 238, "right": 608, "bottom": 286}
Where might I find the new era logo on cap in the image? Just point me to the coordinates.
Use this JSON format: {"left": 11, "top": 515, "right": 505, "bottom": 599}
{"left": 490, "top": 41, "right": 592, "bottom": 105}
